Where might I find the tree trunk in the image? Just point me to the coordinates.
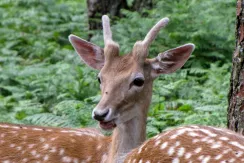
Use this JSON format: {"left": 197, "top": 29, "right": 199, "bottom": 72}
{"left": 228, "top": 0, "right": 244, "bottom": 135}
{"left": 86, "top": 0, "right": 153, "bottom": 40}
{"left": 132, "top": 0, "right": 152, "bottom": 13}
{"left": 87, "top": 0, "right": 128, "bottom": 39}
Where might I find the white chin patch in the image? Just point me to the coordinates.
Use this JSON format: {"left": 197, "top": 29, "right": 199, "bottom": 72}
{"left": 115, "top": 108, "right": 138, "bottom": 125}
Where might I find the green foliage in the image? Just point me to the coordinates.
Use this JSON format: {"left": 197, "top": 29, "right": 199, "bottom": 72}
{"left": 0, "top": 0, "right": 235, "bottom": 137}
{"left": 147, "top": 63, "right": 230, "bottom": 136}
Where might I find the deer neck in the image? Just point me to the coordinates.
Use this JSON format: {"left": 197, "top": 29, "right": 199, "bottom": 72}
{"left": 108, "top": 86, "right": 152, "bottom": 163}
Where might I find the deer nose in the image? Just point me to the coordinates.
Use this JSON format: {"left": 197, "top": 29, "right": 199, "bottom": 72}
{"left": 93, "top": 109, "right": 109, "bottom": 121}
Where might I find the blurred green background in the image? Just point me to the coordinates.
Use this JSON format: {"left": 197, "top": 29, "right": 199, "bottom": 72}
{"left": 0, "top": 0, "right": 235, "bottom": 137}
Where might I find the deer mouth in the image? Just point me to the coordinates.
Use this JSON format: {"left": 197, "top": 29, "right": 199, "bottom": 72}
{"left": 99, "top": 120, "right": 116, "bottom": 130}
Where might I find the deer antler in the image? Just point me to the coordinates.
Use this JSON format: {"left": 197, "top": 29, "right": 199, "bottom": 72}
{"left": 132, "top": 17, "right": 169, "bottom": 61}
{"left": 102, "top": 15, "right": 113, "bottom": 44}
{"left": 142, "top": 17, "right": 169, "bottom": 48}
{"left": 102, "top": 15, "right": 119, "bottom": 59}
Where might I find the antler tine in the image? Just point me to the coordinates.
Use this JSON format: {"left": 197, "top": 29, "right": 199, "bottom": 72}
{"left": 101, "top": 15, "right": 119, "bottom": 60}
{"left": 142, "top": 17, "right": 169, "bottom": 48}
{"left": 102, "top": 15, "right": 113, "bottom": 45}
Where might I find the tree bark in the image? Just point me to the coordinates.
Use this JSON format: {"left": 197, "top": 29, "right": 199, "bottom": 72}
{"left": 86, "top": 0, "right": 153, "bottom": 40}
{"left": 228, "top": 0, "right": 244, "bottom": 135}
{"left": 87, "top": 0, "right": 128, "bottom": 39}
{"left": 132, "top": 0, "right": 152, "bottom": 13}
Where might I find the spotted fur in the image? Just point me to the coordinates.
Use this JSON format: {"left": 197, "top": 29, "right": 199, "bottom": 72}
{"left": 125, "top": 125, "right": 244, "bottom": 163}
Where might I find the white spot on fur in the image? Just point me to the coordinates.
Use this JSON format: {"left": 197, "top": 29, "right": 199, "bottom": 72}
{"left": 201, "top": 137, "right": 210, "bottom": 142}
{"left": 160, "top": 142, "right": 168, "bottom": 149}
{"left": 206, "top": 139, "right": 215, "bottom": 144}
{"left": 43, "top": 155, "right": 49, "bottom": 161}
{"left": 71, "top": 138, "right": 76, "bottom": 143}
{"left": 28, "top": 144, "right": 36, "bottom": 148}
{"left": 59, "top": 148, "right": 65, "bottom": 155}
{"left": 219, "top": 137, "right": 229, "bottom": 141}
{"left": 235, "top": 151, "right": 243, "bottom": 157}
{"left": 199, "top": 129, "right": 217, "bottom": 137}
{"left": 86, "top": 156, "right": 91, "bottom": 161}
{"left": 12, "top": 126, "right": 20, "bottom": 130}
{"left": 35, "top": 154, "right": 41, "bottom": 158}
{"left": 177, "top": 147, "right": 185, "bottom": 157}
{"left": 170, "top": 128, "right": 192, "bottom": 139}
{"left": 31, "top": 150, "right": 37, "bottom": 156}
{"left": 46, "top": 129, "right": 53, "bottom": 132}
{"left": 2, "top": 161, "right": 10, "bottom": 163}
{"left": 172, "top": 158, "right": 179, "bottom": 163}
{"left": 229, "top": 141, "right": 244, "bottom": 150}
{"left": 175, "top": 141, "right": 180, "bottom": 147}
{"left": 62, "top": 156, "right": 72, "bottom": 162}
{"left": 16, "top": 146, "right": 22, "bottom": 150}
{"left": 168, "top": 146, "right": 175, "bottom": 156}
{"left": 50, "top": 147, "right": 57, "bottom": 153}
{"left": 188, "top": 132, "right": 200, "bottom": 137}
{"left": 211, "top": 141, "right": 222, "bottom": 148}
{"left": 73, "top": 158, "right": 79, "bottom": 163}
{"left": 229, "top": 158, "right": 236, "bottom": 163}
{"left": 154, "top": 140, "right": 161, "bottom": 146}
{"left": 192, "top": 139, "right": 200, "bottom": 143}
{"left": 139, "top": 159, "right": 143, "bottom": 163}
{"left": 32, "top": 128, "right": 42, "bottom": 131}
{"left": 10, "top": 131, "right": 17, "bottom": 134}
{"left": 214, "top": 154, "right": 223, "bottom": 160}
{"left": 223, "top": 149, "right": 231, "bottom": 154}
{"left": 202, "top": 156, "right": 211, "bottom": 163}
{"left": 40, "top": 137, "right": 46, "bottom": 142}
{"left": 101, "top": 154, "right": 108, "bottom": 163}
{"left": 0, "top": 124, "right": 9, "bottom": 128}
{"left": 198, "top": 155, "right": 204, "bottom": 160}
{"left": 10, "top": 144, "right": 15, "bottom": 147}
{"left": 97, "top": 144, "right": 102, "bottom": 150}
{"left": 194, "top": 147, "right": 202, "bottom": 153}
{"left": 43, "top": 144, "right": 49, "bottom": 150}
{"left": 50, "top": 137, "right": 57, "bottom": 141}
{"left": 185, "top": 153, "right": 192, "bottom": 159}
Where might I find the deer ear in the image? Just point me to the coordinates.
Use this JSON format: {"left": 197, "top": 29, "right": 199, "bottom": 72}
{"left": 149, "top": 43, "right": 195, "bottom": 78}
{"left": 69, "top": 34, "right": 105, "bottom": 70}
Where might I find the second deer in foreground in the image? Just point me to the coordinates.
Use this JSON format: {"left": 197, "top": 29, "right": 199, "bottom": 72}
{"left": 124, "top": 125, "right": 244, "bottom": 163}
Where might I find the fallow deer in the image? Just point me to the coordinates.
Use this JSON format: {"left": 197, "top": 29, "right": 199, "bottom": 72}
{"left": 69, "top": 15, "right": 194, "bottom": 163}
{"left": 0, "top": 15, "right": 195, "bottom": 163}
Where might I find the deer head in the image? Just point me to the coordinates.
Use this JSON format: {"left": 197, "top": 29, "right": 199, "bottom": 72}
{"left": 69, "top": 15, "right": 195, "bottom": 131}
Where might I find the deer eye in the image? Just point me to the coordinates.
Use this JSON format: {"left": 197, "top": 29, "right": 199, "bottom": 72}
{"left": 97, "top": 77, "right": 101, "bottom": 84}
{"left": 133, "top": 78, "right": 144, "bottom": 87}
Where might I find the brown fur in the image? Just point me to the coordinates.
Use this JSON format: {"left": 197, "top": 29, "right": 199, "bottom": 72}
{"left": 0, "top": 123, "right": 110, "bottom": 163}
{"left": 125, "top": 125, "right": 244, "bottom": 163}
